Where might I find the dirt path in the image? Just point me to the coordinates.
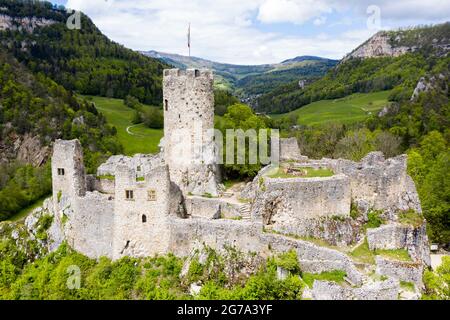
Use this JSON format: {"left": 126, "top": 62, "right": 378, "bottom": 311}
{"left": 126, "top": 124, "right": 141, "bottom": 136}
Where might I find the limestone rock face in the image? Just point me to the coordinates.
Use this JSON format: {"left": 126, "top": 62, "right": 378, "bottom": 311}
{"left": 343, "top": 32, "right": 410, "bottom": 61}
{"left": 411, "top": 74, "right": 449, "bottom": 101}
{"left": 16, "top": 134, "right": 50, "bottom": 166}
{"left": 0, "top": 14, "right": 56, "bottom": 32}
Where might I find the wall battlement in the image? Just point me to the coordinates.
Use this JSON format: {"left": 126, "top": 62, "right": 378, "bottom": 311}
{"left": 163, "top": 68, "right": 213, "bottom": 79}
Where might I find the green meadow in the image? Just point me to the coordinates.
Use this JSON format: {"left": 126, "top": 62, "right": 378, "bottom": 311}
{"left": 83, "top": 96, "right": 164, "bottom": 155}
{"left": 271, "top": 90, "right": 392, "bottom": 126}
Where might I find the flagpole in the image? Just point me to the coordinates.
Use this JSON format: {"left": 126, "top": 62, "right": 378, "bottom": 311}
{"left": 188, "top": 22, "right": 191, "bottom": 57}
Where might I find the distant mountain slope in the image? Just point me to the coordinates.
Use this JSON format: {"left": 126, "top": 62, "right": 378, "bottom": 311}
{"left": 0, "top": 0, "right": 168, "bottom": 105}
{"left": 256, "top": 23, "right": 450, "bottom": 114}
{"left": 344, "top": 23, "right": 450, "bottom": 61}
{"left": 142, "top": 50, "right": 338, "bottom": 97}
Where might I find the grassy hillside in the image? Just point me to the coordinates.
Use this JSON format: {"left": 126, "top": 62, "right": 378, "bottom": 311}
{"left": 271, "top": 91, "right": 392, "bottom": 126}
{"left": 83, "top": 96, "right": 163, "bottom": 155}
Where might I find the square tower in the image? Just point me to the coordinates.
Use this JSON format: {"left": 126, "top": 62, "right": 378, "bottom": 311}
{"left": 163, "top": 68, "right": 220, "bottom": 196}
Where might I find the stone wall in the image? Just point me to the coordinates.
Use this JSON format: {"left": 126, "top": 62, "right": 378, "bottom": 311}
{"left": 65, "top": 192, "right": 115, "bottom": 259}
{"left": 94, "top": 178, "right": 115, "bottom": 195}
{"left": 51, "top": 140, "right": 86, "bottom": 207}
{"left": 279, "top": 137, "right": 307, "bottom": 162}
{"left": 112, "top": 164, "right": 174, "bottom": 259}
{"left": 367, "top": 223, "right": 430, "bottom": 265}
{"left": 185, "top": 196, "right": 242, "bottom": 219}
{"left": 376, "top": 256, "right": 424, "bottom": 287}
{"left": 97, "top": 154, "right": 163, "bottom": 178}
{"left": 252, "top": 174, "right": 351, "bottom": 223}
{"left": 330, "top": 152, "right": 422, "bottom": 215}
{"left": 167, "top": 218, "right": 365, "bottom": 285}
{"left": 312, "top": 279, "right": 400, "bottom": 300}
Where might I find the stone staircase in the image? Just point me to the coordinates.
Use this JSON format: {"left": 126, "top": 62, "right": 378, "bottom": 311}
{"left": 239, "top": 203, "right": 252, "bottom": 220}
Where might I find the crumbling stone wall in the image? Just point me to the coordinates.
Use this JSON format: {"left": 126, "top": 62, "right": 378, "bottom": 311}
{"left": 376, "top": 256, "right": 424, "bottom": 287}
{"left": 279, "top": 137, "right": 307, "bottom": 162}
{"left": 185, "top": 196, "right": 243, "bottom": 219}
{"left": 330, "top": 152, "right": 422, "bottom": 215}
{"left": 66, "top": 192, "right": 115, "bottom": 258}
{"left": 97, "top": 153, "right": 163, "bottom": 178}
{"left": 367, "top": 224, "right": 431, "bottom": 266}
{"left": 312, "top": 279, "right": 400, "bottom": 300}
{"left": 252, "top": 174, "right": 351, "bottom": 223}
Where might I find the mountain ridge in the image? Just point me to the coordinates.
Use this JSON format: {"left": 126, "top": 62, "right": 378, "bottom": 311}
{"left": 142, "top": 50, "right": 338, "bottom": 98}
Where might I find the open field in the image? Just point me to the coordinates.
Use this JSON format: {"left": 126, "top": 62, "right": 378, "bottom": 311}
{"left": 271, "top": 90, "right": 392, "bottom": 126}
{"left": 83, "top": 96, "right": 164, "bottom": 155}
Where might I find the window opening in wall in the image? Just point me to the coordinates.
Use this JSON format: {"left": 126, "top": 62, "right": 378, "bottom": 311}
{"left": 142, "top": 214, "right": 147, "bottom": 223}
{"left": 57, "top": 168, "right": 65, "bottom": 176}
{"left": 147, "top": 189, "right": 156, "bottom": 201}
{"left": 165, "top": 99, "right": 168, "bottom": 111}
{"left": 125, "top": 190, "right": 134, "bottom": 200}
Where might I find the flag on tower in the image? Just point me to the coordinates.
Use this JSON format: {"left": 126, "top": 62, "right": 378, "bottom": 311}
{"left": 188, "top": 23, "right": 191, "bottom": 56}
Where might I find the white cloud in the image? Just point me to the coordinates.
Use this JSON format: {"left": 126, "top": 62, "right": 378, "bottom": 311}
{"left": 314, "top": 16, "right": 327, "bottom": 26}
{"left": 257, "top": 0, "right": 332, "bottom": 24}
{"left": 64, "top": 0, "right": 450, "bottom": 65}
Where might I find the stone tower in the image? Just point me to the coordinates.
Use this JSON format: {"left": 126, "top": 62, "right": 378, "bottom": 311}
{"left": 163, "top": 68, "right": 220, "bottom": 196}
{"left": 51, "top": 139, "right": 86, "bottom": 205}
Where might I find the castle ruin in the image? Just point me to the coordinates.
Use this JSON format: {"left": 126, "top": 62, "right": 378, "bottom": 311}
{"left": 40, "top": 68, "right": 430, "bottom": 299}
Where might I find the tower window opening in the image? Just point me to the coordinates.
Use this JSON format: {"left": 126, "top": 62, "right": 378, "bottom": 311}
{"left": 142, "top": 214, "right": 147, "bottom": 223}
{"left": 195, "top": 69, "right": 200, "bottom": 77}
{"left": 125, "top": 190, "right": 134, "bottom": 200}
{"left": 147, "top": 189, "right": 156, "bottom": 201}
{"left": 164, "top": 99, "right": 169, "bottom": 111}
{"left": 57, "top": 168, "right": 65, "bottom": 176}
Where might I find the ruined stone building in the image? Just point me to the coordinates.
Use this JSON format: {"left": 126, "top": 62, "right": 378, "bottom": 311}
{"left": 38, "top": 68, "right": 430, "bottom": 299}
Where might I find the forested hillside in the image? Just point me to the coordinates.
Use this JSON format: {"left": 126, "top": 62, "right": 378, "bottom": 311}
{"left": 0, "top": 0, "right": 168, "bottom": 105}
{"left": 257, "top": 23, "right": 450, "bottom": 114}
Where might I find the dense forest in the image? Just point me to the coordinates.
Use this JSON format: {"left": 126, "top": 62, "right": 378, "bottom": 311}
{"left": 0, "top": 0, "right": 168, "bottom": 105}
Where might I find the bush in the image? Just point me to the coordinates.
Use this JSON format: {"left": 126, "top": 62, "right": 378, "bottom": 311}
{"left": 142, "top": 108, "right": 164, "bottom": 129}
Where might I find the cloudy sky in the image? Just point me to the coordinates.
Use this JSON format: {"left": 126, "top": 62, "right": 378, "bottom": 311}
{"left": 51, "top": 0, "right": 449, "bottom": 64}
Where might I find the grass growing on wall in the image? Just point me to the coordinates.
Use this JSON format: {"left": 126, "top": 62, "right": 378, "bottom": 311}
{"left": 267, "top": 167, "right": 334, "bottom": 179}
